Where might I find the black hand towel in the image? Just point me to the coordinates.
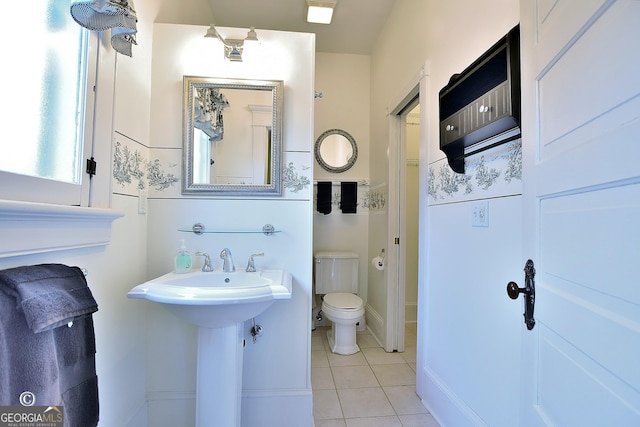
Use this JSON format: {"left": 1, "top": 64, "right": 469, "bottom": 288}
{"left": 340, "top": 181, "right": 358, "bottom": 214}
{"left": 317, "top": 181, "right": 332, "bottom": 214}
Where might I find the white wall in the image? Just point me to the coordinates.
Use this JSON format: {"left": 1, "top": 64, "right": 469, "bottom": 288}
{"left": 314, "top": 53, "right": 370, "bottom": 182}
{"left": 369, "top": 0, "right": 522, "bottom": 425}
{"left": 143, "top": 23, "right": 315, "bottom": 427}
{"left": 313, "top": 53, "right": 371, "bottom": 317}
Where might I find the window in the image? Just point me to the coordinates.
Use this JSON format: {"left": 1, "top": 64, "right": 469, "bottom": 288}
{"left": 0, "top": 0, "right": 96, "bottom": 206}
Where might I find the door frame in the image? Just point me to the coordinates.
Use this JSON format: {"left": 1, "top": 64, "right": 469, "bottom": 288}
{"left": 386, "top": 65, "right": 428, "bottom": 353}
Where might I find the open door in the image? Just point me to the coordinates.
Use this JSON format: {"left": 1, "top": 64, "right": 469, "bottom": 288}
{"left": 518, "top": 0, "right": 640, "bottom": 424}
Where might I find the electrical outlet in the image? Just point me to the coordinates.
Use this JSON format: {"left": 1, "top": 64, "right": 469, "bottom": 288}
{"left": 472, "top": 201, "right": 489, "bottom": 227}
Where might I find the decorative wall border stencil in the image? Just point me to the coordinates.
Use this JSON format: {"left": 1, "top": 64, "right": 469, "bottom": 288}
{"left": 113, "top": 140, "right": 146, "bottom": 192}
{"left": 365, "top": 189, "right": 387, "bottom": 211}
{"left": 113, "top": 139, "right": 179, "bottom": 197}
{"left": 360, "top": 181, "right": 387, "bottom": 212}
{"left": 502, "top": 140, "right": 522, "bottom": 183}
{"left": 147, "top": 159, "right": 179, "bottom": 190}
{"left": 428, "top": 140, "right": 522, "bottom": 205}
{"left": 147, "top": 148, "right": 182, "bottom": 198}
{"left": 283, "top": 162, "right": 311, "bottom": 193}
{"left": 361, "top": 191, "right": 371, "bottom": 209}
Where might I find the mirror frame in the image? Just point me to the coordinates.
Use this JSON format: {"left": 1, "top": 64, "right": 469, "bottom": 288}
{"left": 182, "top": 76, "right": 284, "bottom": 196}
{"left": 314, "top": 128, "right": 358, "bottom": 173}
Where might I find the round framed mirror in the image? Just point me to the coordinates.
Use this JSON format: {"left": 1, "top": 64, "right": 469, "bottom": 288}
{"left": 314, "top": 129, "right": 358, "bottom": 173}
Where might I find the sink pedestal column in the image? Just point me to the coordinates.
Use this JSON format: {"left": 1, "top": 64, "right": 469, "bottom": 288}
{"left": 196, "top": 323, "right": 244, "bottom": 427}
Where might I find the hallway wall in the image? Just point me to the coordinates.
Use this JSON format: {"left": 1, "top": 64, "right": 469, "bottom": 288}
{"left": 313, "top": 53, "right": 371, "bottom": 320}
{"left": 369, "top": 0, "right": 522, "bottom": 425}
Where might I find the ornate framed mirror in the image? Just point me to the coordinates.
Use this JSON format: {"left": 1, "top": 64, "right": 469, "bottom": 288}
{"left": 314, "top": 129, "right": 358, "bottom": 173}
{"left": 182, "top": 76, "right": 283, "bottom": 196}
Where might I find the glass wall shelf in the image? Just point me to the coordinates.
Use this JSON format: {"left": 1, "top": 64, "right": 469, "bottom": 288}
{"left": 178, "top": 223, "right": 280, "bottom": 236}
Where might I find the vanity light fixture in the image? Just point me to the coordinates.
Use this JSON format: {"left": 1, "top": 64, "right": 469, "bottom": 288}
{"left": 204, "top": 24, "right": 259, "bottom": 62}
{"left": 306, "top": 0, "right": 337, "bottom": 24}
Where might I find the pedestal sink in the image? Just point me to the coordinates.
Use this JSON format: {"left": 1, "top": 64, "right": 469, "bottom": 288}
{"left": 128, "top": 269, "right": 292, "bottom": 427}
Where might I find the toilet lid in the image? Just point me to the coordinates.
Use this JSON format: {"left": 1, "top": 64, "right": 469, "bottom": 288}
{"left": 324, "top": 293, "right": 363, "bottom": 310}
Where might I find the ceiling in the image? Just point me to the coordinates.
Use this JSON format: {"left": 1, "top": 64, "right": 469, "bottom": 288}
{"left": 206, "top": 0, "right": 397, "bottom": 55}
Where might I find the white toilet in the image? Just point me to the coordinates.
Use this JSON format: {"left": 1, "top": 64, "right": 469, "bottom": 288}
{"left": 314, "top": 251, "right": 365, "bottom": 355}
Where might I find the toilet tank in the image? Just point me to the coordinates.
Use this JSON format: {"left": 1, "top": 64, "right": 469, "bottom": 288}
{"left": 314, "top": 251, "right": 359, "bottom": 294}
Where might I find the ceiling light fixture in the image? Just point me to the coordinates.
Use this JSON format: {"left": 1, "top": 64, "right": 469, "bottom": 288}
{"left": 204, "top": 24, "right": 259, "bottom": 62}
{"left": 306, "top": 0, "right": 337, "bottom": 24}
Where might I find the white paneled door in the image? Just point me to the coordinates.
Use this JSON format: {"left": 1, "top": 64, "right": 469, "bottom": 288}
{"left": 519, "top": 0, "right": 640, "bottom": 425}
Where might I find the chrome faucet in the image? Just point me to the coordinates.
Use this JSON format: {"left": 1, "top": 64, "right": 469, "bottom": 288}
{"left": 195, "top": 252, "right": 214, "bottom": 272}
{"left": 245, "top": 253, "right": 264, "bottom": 272}
{"left": 220, "top": 248, "right": 235, "bottom": 272}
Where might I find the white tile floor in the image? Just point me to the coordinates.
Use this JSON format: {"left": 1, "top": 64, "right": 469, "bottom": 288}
{"left": 311, "top": 324, "right": 440, "bottom": 427}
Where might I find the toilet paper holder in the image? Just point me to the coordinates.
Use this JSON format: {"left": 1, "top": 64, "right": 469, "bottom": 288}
{"left": 372, "top": 249, "right": 385, "bottom": 270}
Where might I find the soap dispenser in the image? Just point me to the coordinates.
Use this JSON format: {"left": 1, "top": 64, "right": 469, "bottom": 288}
{"left": 174, "top": 239, "right": 192, "bottom": 273}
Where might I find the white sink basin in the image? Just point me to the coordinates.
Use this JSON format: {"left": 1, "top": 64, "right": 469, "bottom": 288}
{"left": 129, "top": 268, "right": 292, "bottom": 426}
{"left": 128, "top": 269, "right": 292, "bottom": 328}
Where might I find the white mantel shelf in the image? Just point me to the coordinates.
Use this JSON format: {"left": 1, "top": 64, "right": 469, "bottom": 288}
{"left": 0, "top": 199, "right": 124, "bottom": 259}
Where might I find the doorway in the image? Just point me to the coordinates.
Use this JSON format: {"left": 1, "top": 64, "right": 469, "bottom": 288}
{"left": 402, "top": 105, "right": 420, "bottom": 350}
{"left": 387, "top": 91, "right": 420, "bottom": 353}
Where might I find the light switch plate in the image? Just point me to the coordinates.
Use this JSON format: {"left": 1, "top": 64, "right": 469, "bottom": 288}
{"left": 472, "top": 201, "right": 489, "bottom": 227}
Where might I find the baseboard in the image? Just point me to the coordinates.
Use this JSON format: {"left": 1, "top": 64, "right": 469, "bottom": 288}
{"left": 420, "top": 366, "right": 488, "bottom": 427}
{"left": 121, "top": 397, "right": 148, "bottom": 427}
{"left": 146, "top": 391, "right": 196, "bottom": 427}
{"left": 405, "top": 301, "right": 418, "bottom": 323}
{"left": 365, "top": 303, "right": 385, "bottom": 346}
{"left": 242, "top": 388, "right": 314, "bottom": 427}
{"left": 145, "top": 389, "right": 313, "bottom": 427}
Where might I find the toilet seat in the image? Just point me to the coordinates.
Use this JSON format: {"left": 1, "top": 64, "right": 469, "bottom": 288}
{"left": 323, "top": 293, "right": 363, "bottom": 311}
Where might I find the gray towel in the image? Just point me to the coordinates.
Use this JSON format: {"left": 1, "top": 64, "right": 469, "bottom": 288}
{"left": 0, "top": 264, "right": 98, "bottom": 333}
{"left": 0, "top": 264, "right": 99, "bottom": 427}
{"left": 0, "top": 294, "right": 62, "bottom": 406}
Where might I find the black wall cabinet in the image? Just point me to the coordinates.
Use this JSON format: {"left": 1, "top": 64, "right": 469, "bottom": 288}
{"left": 439, "top": 25, "right": 521, "bottom": 173}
